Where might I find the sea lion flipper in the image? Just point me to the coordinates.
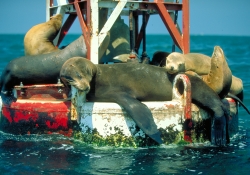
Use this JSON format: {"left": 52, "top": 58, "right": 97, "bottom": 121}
{"left": 211, "top": 116, "right": 227, "bottom": 146}
{"left": 111, "top": 93, "right": 163, "bottom": 144}
{"left": 227, "top": 93, "right": 250, "bottom": 115}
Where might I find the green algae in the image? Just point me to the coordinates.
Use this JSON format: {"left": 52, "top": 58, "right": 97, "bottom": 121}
{"left": 73, "top": 124, "right": 193, "bottom": 147}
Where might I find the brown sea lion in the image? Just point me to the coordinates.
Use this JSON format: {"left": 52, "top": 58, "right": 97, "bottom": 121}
{"left": 230, "top": 75, "right": 243, "bottom": 101}
{"left": 101, "top": 16, "right": 131, "bottom": 63}
{"left": 202, "top": 46, "right": 232, "bottom": 98}
{"left": 165, "top": 52, "right": 211, "bottom": 75}
{"left": 164, "top": 47, "right": 243, "bottom": 99}
{"left": 24, "top": 14, "right": 63, "bottom": 56}
{"left": 151, "top": 51, "right": 170, "bottom": 67}
{"left": 60, "top": 57, "right": 230, "bottom": 145}
{"left": 112, "top": 51, "right": 170, "bottom": 65}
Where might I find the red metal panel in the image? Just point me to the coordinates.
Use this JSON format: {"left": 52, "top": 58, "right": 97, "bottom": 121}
{"left": 155, "top": 2, "right": 183, "bottom": 51}
{"left": 74, "top": 0, "right": 91, "bottom": 60}
{"left": 1, "top": 101, "right": 71, "bottom": 135}
{"left": 1, "top": 84, "right": 72, "bottom": 136}
{"left": 182, "top": 74, "right": 192, "bottom": 142}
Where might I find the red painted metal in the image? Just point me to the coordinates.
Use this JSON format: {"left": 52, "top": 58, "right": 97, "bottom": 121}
{"left": 1, "top": 84, "right": 72, "bottom": 136}
{"left": 135, "top": 0, "right": 190, "bottom": 54}
{"left": 182, "top": 74, "right": 192, "bottom": 142}
{"left": 2, "top": 102, "right": 70, "bottom": 127}
{"left": 173, "top": 74, "right": 192, "bottom": 142}
{"left": 182, "top": 0, "right": 190, "bottom": 53}
{"left": 1, "top": 101, "right": 71, "bottom": 135}
{"left": 155, "top": 2, "right": 182, "bottom": 52}
{"left": 74, "top": 0, "right": 91, "bottom": 60}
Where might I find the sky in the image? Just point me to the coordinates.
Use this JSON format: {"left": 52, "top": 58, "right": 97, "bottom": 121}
{"left": 0, "top": 0, "right": 249, "bottom": 36}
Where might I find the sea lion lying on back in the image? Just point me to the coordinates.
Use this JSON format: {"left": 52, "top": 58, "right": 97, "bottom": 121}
{"left": 24, "top": 14, "right": 63, "bottom": 55}
{"left": 60, "top": 57, "right": 230, "bottom": 145}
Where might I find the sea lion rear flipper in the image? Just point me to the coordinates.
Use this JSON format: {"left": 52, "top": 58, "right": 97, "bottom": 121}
{"left": 111, "top": 93, "right": 163, "bottom": 144}
{"left": 227, "top": 93, "right": 250, "bottom": 115}
{"left": 211, "top": 116, "right": 227, "bottom": 146}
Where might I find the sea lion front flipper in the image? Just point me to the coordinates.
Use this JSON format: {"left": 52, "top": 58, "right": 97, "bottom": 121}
{"left": 109, "top": 93, "right": 163, "bottom": 144}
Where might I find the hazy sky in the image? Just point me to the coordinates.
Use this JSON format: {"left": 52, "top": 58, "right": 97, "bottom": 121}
{"left": 0, "top": 0, "right": 249, "bottom": 36}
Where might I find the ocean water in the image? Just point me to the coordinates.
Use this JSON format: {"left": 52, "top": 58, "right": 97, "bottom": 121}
{"left": 0, "top": 34, "right": 250, "bottom": 175}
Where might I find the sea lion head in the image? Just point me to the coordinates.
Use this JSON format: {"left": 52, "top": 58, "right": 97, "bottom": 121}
{"left": 165, "top": 52, "right": 185, "bottom": 74}
{"left": 212, "top": 46, "right": 224, "bottom": 59}
{"left": 49, "top": 14, "right": 63, "bottom": 31}
{"left": 211, "top": 46, "right": 223, "bottom": 67}
{"left": 60, "top": 57, "right": 97, "bottom": 92}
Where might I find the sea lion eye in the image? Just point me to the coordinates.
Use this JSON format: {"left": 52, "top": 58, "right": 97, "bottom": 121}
{"left": 77, "top": 73, "right": 82, "bottom": 78}
{"left": 75, "top": 71, "right": 82, "bottom": 79}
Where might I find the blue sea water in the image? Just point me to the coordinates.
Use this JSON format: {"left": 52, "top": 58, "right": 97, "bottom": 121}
{"left": 0, "top": 34, "right": 250, "bottom": 175}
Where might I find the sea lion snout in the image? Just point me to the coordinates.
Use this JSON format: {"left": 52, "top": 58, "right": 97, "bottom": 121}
{"left": 165, "top": 64, "right": 177, "bottom": 74}
{"left": 212, "top": 46, "right": 223, "bottom": 58}
{"left": 75, "top": 79, "right": 91, "bottom": 92}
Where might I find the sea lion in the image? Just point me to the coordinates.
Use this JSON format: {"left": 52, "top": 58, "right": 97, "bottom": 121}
{"left": 202, "top": 46, "right": 232, "bottom": 98}
{"left": 164, "top": 47, "right": 242, "bottom": 99}
{"left": 165, "top": 52, "right": 211, "bottom": 75}
{"left": 0, "top": 35, "right": 87, "bottom": 104}
{"left": 101, "top": 16, "right": 131, "bottom": 63}
{"left": 230, "top": 75, "right": 243, "bottom": 101}
{"left": 24, "top": 14, "right": 63, "bottom": 55}
{"left": 111, "top": 51, "right": 170, "bottom": 65}
{"left": 60, "top": 57, "right": 230, "bottom": 145}
{"left": 151, "top": 51, "right": 170, "bottom": 67}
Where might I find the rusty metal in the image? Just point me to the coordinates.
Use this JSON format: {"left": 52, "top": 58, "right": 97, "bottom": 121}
{"left": 181, "top": 74, "right": 192, "bottom": 142}
{"left": 1, "top": 101, "right": 71, "bottom": 135}
{"left": 182, "top": 0, "right": 190, "bottom": 53}
{"left": 73, "top": 0, "right": 91, "bottom": 60}
{"left": 173, "top": 74, "right": 192, "bottom": 142}
{"left": 1, "top": 84, "right": 72, "bottom": 136}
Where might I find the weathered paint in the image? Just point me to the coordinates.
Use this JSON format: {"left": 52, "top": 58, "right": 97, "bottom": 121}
{"left": 1, "top": 100, "right": 71, "bottom": 134}
{"left": 0, "top": 84, "right": 72, "bottom": 135}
